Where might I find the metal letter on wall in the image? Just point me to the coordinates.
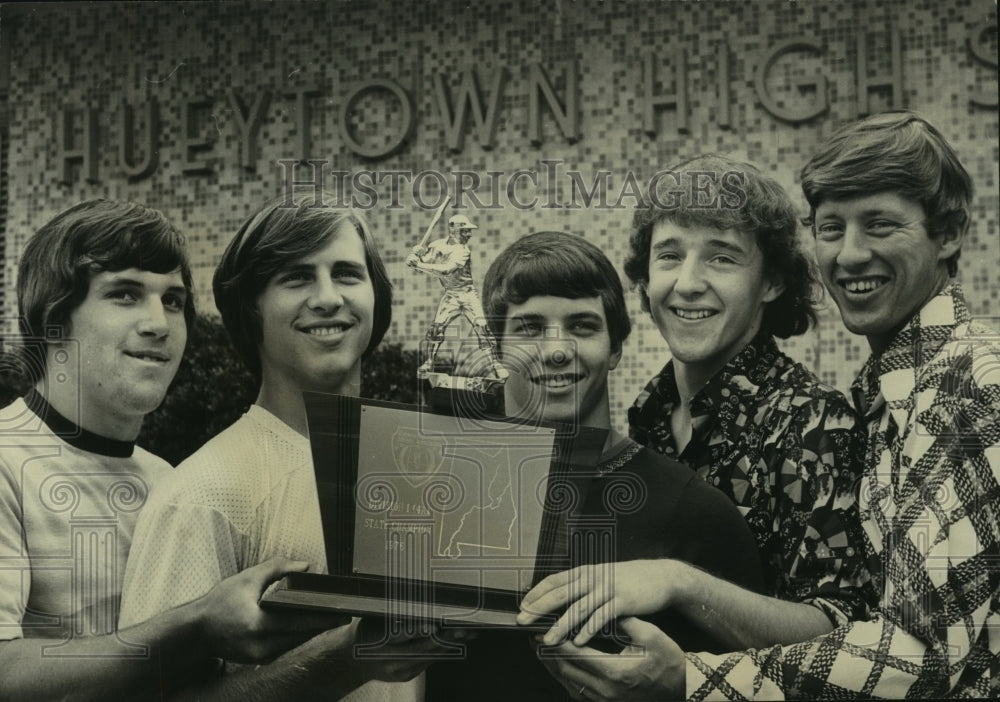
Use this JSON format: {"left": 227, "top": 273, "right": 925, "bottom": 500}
{"left": 339, "top": 79, "right": 415, "bottom": 159}
{"left": 434, "top": 68, "right": 507, "bottom": 153}
{"left": 227, "top": 89, "right": 272, "bottom": 171}
{"left": 57, "top": 108, "right": 98, "bottom": 185}
{"left": 968, "top": 19, "right": 998, "bottom": 109}
{"left": 528, "top": 62, "right": 580, "bottom": 147}
{"left": 857, "top": 29, "right": 903, "bottom": 116}
{"left": 118, "top": 99, "right": 159, "bottom": 179}
{"left": 182, "top": 98, "right": 214, "bottom": 175}
{"left": 643, "top": 51, "right": 689, "bottom": 137}
{"left": 754, "top": 38, "right": 828, "bottom": 123}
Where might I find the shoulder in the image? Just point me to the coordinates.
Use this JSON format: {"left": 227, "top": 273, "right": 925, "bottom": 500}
{"left": 922, "top": 321, "right": 1000, "bottom": 436}
{"left": 623, "top": 446, "right": 739, "bottom": 516}
{"left": 146, "top": 412, "right": 273, "bottom": 510}
{"left": 757, "top": 351, "right": 858, "bottom": 430}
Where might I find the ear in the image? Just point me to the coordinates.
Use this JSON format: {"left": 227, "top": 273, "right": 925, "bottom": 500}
{"left": 936, "top": 225, "right": 966, "bottom": 264}
{"left": 761, "top": 274, "right": 785, "bottom": 304}
{"left": 609, "top": 345, "right": 623, "bottom": 371}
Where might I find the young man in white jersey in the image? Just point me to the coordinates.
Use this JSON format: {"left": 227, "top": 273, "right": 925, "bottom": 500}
{"left": 121, "top": 198, "right": 458, "bottom": 700}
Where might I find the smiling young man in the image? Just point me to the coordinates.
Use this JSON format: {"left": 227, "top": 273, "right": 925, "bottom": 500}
{"left": 424, "top": 231, "right": 763, "bottom": 702}
{"left": 120, "top": 199, "right": 451, "bottom": 700}
{"left": 677, "top": 112, "right": 1000, "bottom": 700}
{"left": 0, "top": 200, "right": 345, "bottom": 700}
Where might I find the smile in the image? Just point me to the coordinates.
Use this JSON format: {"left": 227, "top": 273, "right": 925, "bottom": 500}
{"left": 839, "top": 276, "right": 888, "bottom": 294}
{"left": 125, "top": 351, "right": 169, "bottom": 364}
{"left": 671, "top": 307, "right": 716, "bottom": 320}
{"left": 301, "top": 322, "right": 352, "bottom": 336}
{"left": 531, "top": 373, "right": 581, "bottom": 389}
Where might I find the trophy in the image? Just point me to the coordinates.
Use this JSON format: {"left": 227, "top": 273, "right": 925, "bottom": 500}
{"left": 406, "top": 202, "right": 506, "bottom": 414}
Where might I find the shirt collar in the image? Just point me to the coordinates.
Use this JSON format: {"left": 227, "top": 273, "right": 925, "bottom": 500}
{"left": 630, "top": 331, "right": 779, "bottom": 443}
{"left": 24, "top": 389, "right": 136, "bottom": 458}
{"left": 850, "top": 282, "right": 970, "bottom": 419}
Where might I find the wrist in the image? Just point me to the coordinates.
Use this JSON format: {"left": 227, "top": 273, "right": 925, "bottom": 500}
{"left": 663, "top": 559, "right": 699, "bottom": 611}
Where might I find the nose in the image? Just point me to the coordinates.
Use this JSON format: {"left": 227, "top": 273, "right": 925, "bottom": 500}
{"left": 673, "top": 256, "right": 707, "bottom": 296}
{"left": 308, "top": 275, "right": 344, "bottom": 313}
{"left": 835, "top": 225, "right": 873, "bottom": 269}
{"left": 541, "top": 331, "right": 574, "bottom": 367}
{"left": 137, "top": 299, "right": 170, "bottom": 338}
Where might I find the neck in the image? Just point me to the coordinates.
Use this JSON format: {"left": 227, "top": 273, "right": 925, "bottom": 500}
{"left": 672, "top": 362, "right": 716, "bottom": 406}
{"left": 867, "top": 274, "right": 952, "bottom": 357}
{"left": 603, "top": 427, "right": 626, "bottom": 454}
{"left": 37, "top": 380, "right": 142, "bottom": 442}
{"left": 255, "top": 373, "right": 361, "bottom": 437}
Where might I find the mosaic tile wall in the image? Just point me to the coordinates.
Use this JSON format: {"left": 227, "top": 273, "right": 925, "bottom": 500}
{"left": 1, "top": 0, "right": 997, "bottom": 432}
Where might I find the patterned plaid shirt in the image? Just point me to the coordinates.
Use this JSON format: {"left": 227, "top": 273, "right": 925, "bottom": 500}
{"left": 629, "top": 333, "right": 875, "bottom": 624}
{"left": 686, "top": 284, "right": 1000, "bottom": 699}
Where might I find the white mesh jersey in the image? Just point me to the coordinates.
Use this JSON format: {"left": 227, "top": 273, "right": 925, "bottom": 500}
{"left": 120, "top": 404, "right": 420, "bottom": 702}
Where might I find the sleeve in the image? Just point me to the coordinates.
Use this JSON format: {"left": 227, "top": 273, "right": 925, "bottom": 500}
{"left": 118, "top": 497, "right": 243, "bottom": 629}
{"left": 673, "top": 479, "right": 766, "bottom": 597}
{"left": 0, "top": 458, "right": 29, "bottom": 641}
{"left": 684, "top": 404, "right": 1000, "bottom": 699}
{"left": 769, "top": 394, "right": 877, "bottom": 625}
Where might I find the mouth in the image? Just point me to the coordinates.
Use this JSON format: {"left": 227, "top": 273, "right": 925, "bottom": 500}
{"left": 125, "top": 350, "right": 170, "bottom": 364}
{"left": 299, "top": 321, "right": 354, "bottom": 337}
{"left": 838, "top": 276, "right": 889, "bottom": 295}
{"left": 670, "top": 307, "right": 718, "bottom": 321}
{"left": 531, "top": 373, "right": 582, "bottom": 389}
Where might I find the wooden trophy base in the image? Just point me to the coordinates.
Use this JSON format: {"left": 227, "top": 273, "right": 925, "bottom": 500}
{"left": 420, "top": 372, "right": 504, "bottom": 418}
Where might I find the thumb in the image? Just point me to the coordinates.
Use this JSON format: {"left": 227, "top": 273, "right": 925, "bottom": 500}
{"left": 248, "top": 557, "right": 310, "bottom": 586}
{"left": 616, "top": 616, "right": 661, "bottom": 647}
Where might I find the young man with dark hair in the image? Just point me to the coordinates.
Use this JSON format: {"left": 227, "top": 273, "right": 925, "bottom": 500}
{"left": 120, "top": 198, "right": 453, "bottom": 700}
{"left": 0, "top": 199, "right": 339, "bottom": 700}
{"left": 428, "top": 231, "right": 763, "bottom": 701}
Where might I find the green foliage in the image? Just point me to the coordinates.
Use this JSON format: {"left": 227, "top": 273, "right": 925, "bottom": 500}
{"left": 139, "top": 315, "right": 258, "bottom": 465}
{"left": 140, "top": 315, "right": 422, "bottom": 464}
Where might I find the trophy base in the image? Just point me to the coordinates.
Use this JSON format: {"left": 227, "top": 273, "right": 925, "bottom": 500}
{"left": 421, "top": 372, "right": 504, "bottom": 417}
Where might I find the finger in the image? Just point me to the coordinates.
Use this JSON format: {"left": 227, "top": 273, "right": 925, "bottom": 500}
{"left": 542, "top": 583, "right": 612, "bottom": 645}
{"left": 246, "top": 557, "right": 311, "bottom": 589}
{"left": 617, "top": 615, "right": 657, "bottom": 649}
{"left": 520, "top": 566, "right": 598, "bottom": 626}
{"left": 518, "top": 569, "right": 573, "bottom": 618}
{"left": 557, "top": 582, "right": 613, "bottom": 642}
{"left": 574, "top": 601, "right": 616, "bottom": 646}
{"left": 268, "top": 609, "right": 352, "bottom": 634}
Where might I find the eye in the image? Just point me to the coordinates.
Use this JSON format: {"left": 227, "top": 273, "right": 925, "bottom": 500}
{"left": 866, "top": 220, "right": 898, "bottom": 236}
{"left": 278, "top": 270, "right": 312, "bottom": 286}
{"left": 162, "top": 293, "right": 187, "bottom": 313}
{"left": 107, "top": 289, "right": 138, "bottom": 303}
{"left": 509, "top": 320, "right": 542, "bottom": 337}
{"left": 709, "top": 254, "right": 737, "bottom": 266}
{"left": 815, "top": 222, "right": 845, "bottom": 241}
{"left": 568, "top": 320, "right": 601, "bottom": 336}
{"left": 654, "top": 250, "right": 681, "bottom": 265}
{"left": 333, "top": 267, "right": 367, "bottom": 283}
